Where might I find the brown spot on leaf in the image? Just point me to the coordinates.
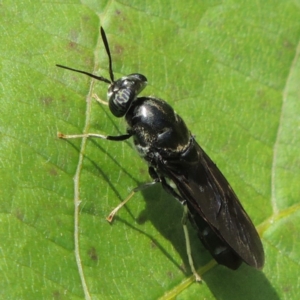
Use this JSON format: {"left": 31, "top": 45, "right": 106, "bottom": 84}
{"left": 256, "top": 89, "right": 265, "bottom": 99}
{"left": 283, "top": 284, "right": 291, "bottom": 293}
{"left": 52, "top": 290, "right": 61, "bottom": 299}
{"left": 48, "top": 168, "right": 58, "bottom": 176}
{"left": 115, "top": 9, "right": 127, "bottom": 22}
{"left": 15, "top": 209, "right": 24, "bottom": 221}
{"left": 40, "top": 96, "right": 53, "bottom": 106}
{"left": 68, "top": 41, "right": 77, "bottom": 50}
{"left": 59, "top": 94, "right": 67, "bottom": 103}
{"left": 139, "top": 168, "right": 146, "bottom": 175}
{"left": 82, "top": 15, "right": 90, "bottom": 23}
{"left": 88, "top": 247, "right": 98, "bottom": 261}
{"left": 283, "top": 39, "right": 293, "bottom": 49}
{"left": 150, "top": 240, "right": 157, "bottom": 249}
{"left": 114, "top": 44, "right": 124, "bottom": 56}
{"left": 167, "top": 270, "right": 175, "bottom": 279}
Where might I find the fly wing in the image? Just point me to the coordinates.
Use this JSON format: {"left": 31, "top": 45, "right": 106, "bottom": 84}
{"left": 165, "top": 141, "right": 264, "bottom": 269}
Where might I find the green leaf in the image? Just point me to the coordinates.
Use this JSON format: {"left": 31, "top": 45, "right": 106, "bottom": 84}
{"left": 1, "top": 1, "right": 300, "bottom": 299}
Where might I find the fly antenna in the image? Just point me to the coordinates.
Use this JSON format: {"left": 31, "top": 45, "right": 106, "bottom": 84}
{"left": 56, "top": 64, "right": 111, "bottom": 84}
{"left": 100, "top": 27, "right": 114, "bottom": 83}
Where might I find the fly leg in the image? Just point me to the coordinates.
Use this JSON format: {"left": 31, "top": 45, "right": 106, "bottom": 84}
{"left": 57, "top": 92, "right": 131, "bottom": 141}
{"left": 106, "top": 179, "right": 159, "bottom": 222}
{"left": 182, "top": 205, "right": 202, "bottom": 282}
{"left": 107, "top": 167, "right": 183, "bottom": 222}
{"left": 58, "top": 132, "right": 132, "bottom": 141}
{"left": 106, "top": 167, "right": 165, "bottom": 222}
{"left": 58, "top": 129, "right": 159, "bottom": 222}
{"left": 93, "top": 93, "right": 108, "bottom": 106}
{"left": 149, "top": 167, "right": 202, "bottom": 282}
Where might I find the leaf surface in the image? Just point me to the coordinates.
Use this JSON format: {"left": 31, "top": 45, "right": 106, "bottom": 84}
{"left": 1, "top": 1, "right": 300, "bottom": 299}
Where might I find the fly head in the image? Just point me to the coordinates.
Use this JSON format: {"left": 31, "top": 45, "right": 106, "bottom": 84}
{"left": 56, "top": 27, "right": 147, "bottom": 118}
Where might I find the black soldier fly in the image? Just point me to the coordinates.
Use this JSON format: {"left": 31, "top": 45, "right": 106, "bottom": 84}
{"left": 57, "top": 27, "right": 264, "bottom": 281}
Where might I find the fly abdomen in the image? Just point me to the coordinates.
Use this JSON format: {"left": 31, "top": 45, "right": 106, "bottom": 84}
{"left": 188, "top": 203, "right": 242, "bottom": 270}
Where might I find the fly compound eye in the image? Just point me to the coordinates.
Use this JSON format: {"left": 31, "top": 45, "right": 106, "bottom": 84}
{"left": 108, "top": 86, "right": 135, "bottom": 117}
{"left": 108, "top": 74, "right": 147, "bottom": 117}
